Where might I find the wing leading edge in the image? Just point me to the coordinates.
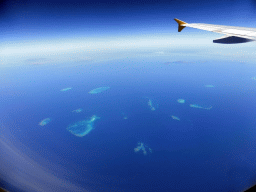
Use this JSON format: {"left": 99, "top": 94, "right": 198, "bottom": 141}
{"left": 174, "top": 18, "right": 255, "bottom": 44}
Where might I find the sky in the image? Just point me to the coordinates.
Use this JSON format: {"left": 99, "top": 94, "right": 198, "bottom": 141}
{"left": 1, "top": 0, "right": 256, "bottom": 57}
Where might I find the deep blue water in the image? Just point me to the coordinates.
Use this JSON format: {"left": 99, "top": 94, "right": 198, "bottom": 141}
{"left": 1, "top": 54, "right": 256, "bottom": 192}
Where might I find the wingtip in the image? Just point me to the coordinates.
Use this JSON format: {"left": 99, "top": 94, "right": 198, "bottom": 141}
{"left": 174, "top": 18, "right": 187, "bottom": 32}
{"left": 174, "top": 18, "right": 187, "bottom": 25}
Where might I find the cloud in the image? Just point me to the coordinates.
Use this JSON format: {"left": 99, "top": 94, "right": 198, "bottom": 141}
{"left": 164, "top": 61, "right": 190, "bottom": 65}
{"left": 24, "top": 58, "right": 51, "bottom": 65}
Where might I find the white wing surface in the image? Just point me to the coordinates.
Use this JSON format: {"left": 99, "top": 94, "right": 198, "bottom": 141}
{"left": 174, "top": 18, "right": 256, "bottom": 44}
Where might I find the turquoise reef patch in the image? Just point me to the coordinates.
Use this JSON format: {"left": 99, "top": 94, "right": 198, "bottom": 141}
{"left": 134, "top": 142, "right": 152, "bottom": 155}
{"left": 61, "top": 87, "right": 72, "bottom": 92}
{"left": 67, "top": 115, "right": 100, "bottom": 137}
{"left": 89, "top": 87, "right": 110, "bottom": 94}
{"left": 177, "top": 99, "right": 185, "bottom": 104}
{"left": 39, "top": 118, "right": 51, "bottom": 126}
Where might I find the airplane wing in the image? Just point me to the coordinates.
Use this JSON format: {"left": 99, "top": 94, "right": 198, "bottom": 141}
{"left": 174, "top": 18, "right": 256, "bottom": 44}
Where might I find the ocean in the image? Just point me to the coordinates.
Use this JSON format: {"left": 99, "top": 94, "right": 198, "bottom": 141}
{"left": 1, "top": 51, "right": 256, "bottom": 191}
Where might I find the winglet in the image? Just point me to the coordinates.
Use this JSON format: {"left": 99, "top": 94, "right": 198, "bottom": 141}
{"left": 174, "top": 18, "right": 187, "bottom": 32}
